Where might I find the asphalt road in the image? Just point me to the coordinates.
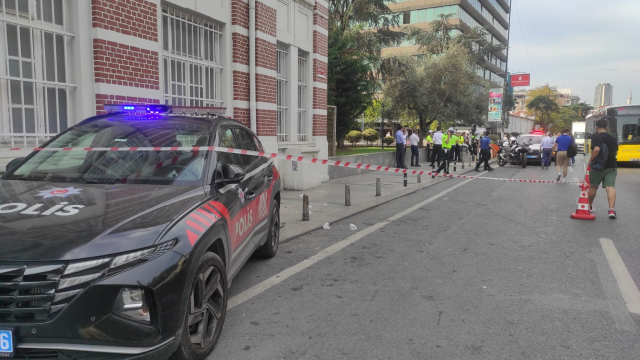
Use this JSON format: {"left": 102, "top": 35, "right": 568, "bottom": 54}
{"left": 210, "top": 156, "right": 640, "bottom": 360}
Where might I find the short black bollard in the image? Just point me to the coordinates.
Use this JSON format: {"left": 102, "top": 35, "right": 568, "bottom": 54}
{"left": 345, "top": 184, "right": 351, "bottom": 206}
{"left": 375, "top": 177, "right": 381, "bottom": 196}
{"left": 302, "top": 194, "right": 309, "bottom": 221}
{"left": 453, "top": 161, "right": 457, "bottom": 172}
{"left": 403, "top": 173, "right": 408, "bottom": 187}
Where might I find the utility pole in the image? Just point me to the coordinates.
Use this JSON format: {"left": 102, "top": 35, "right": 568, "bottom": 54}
{"left": 380, "top": 101, "right": 385, "bottom": 150}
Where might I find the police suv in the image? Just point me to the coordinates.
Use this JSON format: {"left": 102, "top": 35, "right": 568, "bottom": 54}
{"left": 0, "top": 105, "right": 281, "bottom": 359}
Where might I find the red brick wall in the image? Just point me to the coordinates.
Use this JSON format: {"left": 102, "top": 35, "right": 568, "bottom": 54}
{"left": 233, "top": 71, "right": 250, "bottom": 102}
{"left": 232, "top": 0, "right": 249, "bottom": 29}
{"left": 232, "top": 33, "right": 249, "bottom": 66}
{"left": 257, "top": 109, "right": 277, "bottom": 137}
{"left": 313, "top": 31, "right": 328, "bottom": 57}
{"left": 93, "top": 39, "right": 159, "bottom": 90}
{"left": 255, "top": 38, "right": 277, "bottom": 72}
{"left": 255, "top": 1, "right": 277, "bottom": 37}
{"left": 91, "top": 0, "right": 158, "bottom": 42}
{"left": 256, "top": 74, "right": 276, "bottom": 104}
{"left": 234, "top": 108, "right": 251, "bottom": 127}
{"left": 313, "top": 114, "right": 327, "bottom": 136}
{"left": 95, "top": 94, "right": 160, "bottom": 115}
{"left": 313, "top": 58, "right": 327, "bottom": 84}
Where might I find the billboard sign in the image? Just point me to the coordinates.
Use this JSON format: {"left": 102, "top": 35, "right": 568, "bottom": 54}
{"left": 488, "top": 88, "right": 503, "bottom": 122}
{"left": 511, "top": 74, "right": 531, "bottom": 87}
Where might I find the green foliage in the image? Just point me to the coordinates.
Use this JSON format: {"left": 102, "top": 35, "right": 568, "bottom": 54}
{"left": 346, "top": 130, "right": 363, "bottom": 146}
{"left": 569, "top": 102, "right": 593, "bottom": 119}
{"left": 527, "top": 95, "right": 560, "bottom": 131}
{"left": 362, "top": 128, "right": 379, "bottom": 145}
{"left": 363, "top": 100, "right": 382, "bottom": 129}
{"left": 328, "top": 0, "right": 404, "bottom": 147}
{"left": 383, "top": 136, "right": 395, "bottom": 146}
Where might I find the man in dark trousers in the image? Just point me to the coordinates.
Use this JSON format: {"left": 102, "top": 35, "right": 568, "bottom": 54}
{"left": 475, "top": 131, "right": 494, "bottom": 172}
{"left": 395, "top": 125, "right": 407, "bottom": 169}
{"left": 430, "top": 128, "right": 443, "bottom": 168}
{"left": 434, "top": 128, "right": 455, "bottom": 175}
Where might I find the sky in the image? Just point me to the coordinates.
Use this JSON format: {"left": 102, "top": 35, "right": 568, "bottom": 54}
{"left": 507, "top": 0, "right": 640, "bottom": 106}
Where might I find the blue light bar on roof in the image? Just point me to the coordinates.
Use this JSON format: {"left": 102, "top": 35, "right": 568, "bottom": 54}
{"left": 103, "top": 104, "right": 226, "bottom": 116}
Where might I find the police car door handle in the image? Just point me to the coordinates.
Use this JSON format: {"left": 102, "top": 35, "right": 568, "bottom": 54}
{"left": 245, "top": 192, "right": 257, "bottom": 200}
{"left": 266, "top": 174, "right": 274, "bottom": 182}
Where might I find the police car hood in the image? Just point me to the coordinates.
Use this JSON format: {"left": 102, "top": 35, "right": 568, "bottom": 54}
{"left": 0, "top": 180, "right": 205, "bottom": 261}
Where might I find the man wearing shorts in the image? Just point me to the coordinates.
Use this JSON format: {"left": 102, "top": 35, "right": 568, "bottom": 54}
{"left": 588, "top": 118, "right": 619, "bottom": 219}
{"left": 552, "top": 129, "right": 573, "bottom": 182}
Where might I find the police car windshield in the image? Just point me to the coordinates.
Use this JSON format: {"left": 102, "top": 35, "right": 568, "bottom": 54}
{"left": 6, "top": 118, "right": 211, "bottom": 185}
{"left": 518, "top": 136, "right": 543, "bottom": 145}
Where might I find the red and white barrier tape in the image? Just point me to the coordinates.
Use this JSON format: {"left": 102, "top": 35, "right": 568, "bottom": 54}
{"left": 4, "top": 146, "right": 583, "bottom": 185}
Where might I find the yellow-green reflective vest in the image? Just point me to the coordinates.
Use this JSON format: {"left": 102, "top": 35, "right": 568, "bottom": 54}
{"left": 442, "top": 134, "right": 454, "bottom": 149}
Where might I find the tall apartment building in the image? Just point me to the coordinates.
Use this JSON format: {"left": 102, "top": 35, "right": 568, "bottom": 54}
{"left": 0, "top": 0, "right": 329, "bottom": 189}
{"left": 383, "top": 0, "right": 511, "bottom": 87}
{"left": 594, "top": 83, "right": 613, "bottom": 108}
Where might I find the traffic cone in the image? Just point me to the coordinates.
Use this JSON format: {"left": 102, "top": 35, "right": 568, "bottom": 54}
{"left": 571, "top": 167, "right": 595, "bottom": 220}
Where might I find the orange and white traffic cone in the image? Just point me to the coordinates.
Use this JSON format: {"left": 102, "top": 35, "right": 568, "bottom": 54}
{"left": 571, "top": 166, "right": 595, "bottom": 220}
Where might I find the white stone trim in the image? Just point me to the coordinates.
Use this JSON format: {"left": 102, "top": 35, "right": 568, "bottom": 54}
{"left": 312, "top": 109, "right": 327, "bottom": 116}
{"left": 313, "top": 26, "right": 328, "bottom": 37}
{"left": 312, "top": 81, "right": 327, "bottom": 89}
{"left": 256, "top": 30, "right": 276, "bottom": 44}
{"left": 231, "top": 64, "right": 250, "bottom": 73}
{"left": 231, "top": 25, "right": 249, "bottom": 37}
{"left": 92, "top": 28, "right": 160, "bottom": 53}
{"left": 256, "top": 67, "right": 277, "bottom": 78}
{"left": 315, "top": 0, "right": 328, "bottom": 8}
{"left": 312, "top": 54, "right": 328, "bottom": 63}
{"left": 234, "top": 100, "right": 250, "bottom": 108}
{"left": 95, "top": 83, "right": 162, "bottom": 100}
{"left": 257, "top": 102, "right": 277, "bottom": 111}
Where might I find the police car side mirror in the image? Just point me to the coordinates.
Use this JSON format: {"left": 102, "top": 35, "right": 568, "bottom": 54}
{"left": 218, "top": 164, "right": 245, "bottom": 184}
{"left": 6, "top": 157, "right": 24, "bottom": 173}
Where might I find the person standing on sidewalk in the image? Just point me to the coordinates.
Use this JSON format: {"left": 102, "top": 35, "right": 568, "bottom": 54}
{"left": 588, "top": 118, "right": 619, "bottom": 219}
{"left": 426, "top": 130, "right": 433, "bottom": 162}
{"left": 540, "top": 132, "right": 554, "bottom": 169}
{"left": 552, "top": 129, "right": 572, "bottom": 182}
{"left": 395, "top": 125, "right": 407, "bottom": 169}
{"left": 409, "top": 129, "right": 421, "bottom": 167}
{"left": 431, "top": 128, "right": 443, "bottom": 168}
{"left": 475, "top": 131, "right": 494, "bottom": 172}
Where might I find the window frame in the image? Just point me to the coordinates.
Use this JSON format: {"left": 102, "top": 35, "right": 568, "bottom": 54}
{"left": 276, "top": 42, "right": 288, "bottom": 142}
{"left": 297, "top": 50, "right": 308, "bottom": 142}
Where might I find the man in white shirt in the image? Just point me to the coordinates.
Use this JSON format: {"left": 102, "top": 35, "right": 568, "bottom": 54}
{"left": 430, "top": 128, "right": 444, "bottom": 168}
{"left": 409, "top": 129, "right": 421, "bottom": 167}
{"left": 540, "top": 132, "right": 554, "bottom": 169}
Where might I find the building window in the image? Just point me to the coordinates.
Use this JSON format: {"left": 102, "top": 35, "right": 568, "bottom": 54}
{"left": 276, "top": 42, "right": 288, "bottom": 142}
{"left": 297, "top": 51, "right": 308, "bottom": 142}
{"left": 162, "top": 6, "right": 223, "bottom": 107}
{"left": 0, "top": 0, "right": 74, "bottom": 147}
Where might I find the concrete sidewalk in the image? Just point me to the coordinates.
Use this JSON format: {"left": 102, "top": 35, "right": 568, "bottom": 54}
{"left": 280, "top": 156, "right": 489, "bottom": 241}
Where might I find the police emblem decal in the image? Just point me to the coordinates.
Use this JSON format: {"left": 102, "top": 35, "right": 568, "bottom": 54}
{"left": 35, "top": 187, "right": 82, "bottom": 199}
{"left": 238, "top": 188, "right": 245, "bottom": 204}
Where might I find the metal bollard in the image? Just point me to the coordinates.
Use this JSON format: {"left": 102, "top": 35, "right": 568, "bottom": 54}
{"left": 461, "top": 153, "right": 465, "bottom": 169}
{"left": 345, "top": 184, "right": 351, "bottom": 206}
{"left": 375, "top": 177, "right": 381, "bottom": 196}
{"left": 453, "top": 161, "right": 457, "bottom": 172}
{"left": 403, "top": 173, "right": 408, "bottom": 187}
{"left": 302, "top": 194, "right": 309, "bottom": 221}
{"left": 417, "top": 174, "right": 422, "bottom": 183}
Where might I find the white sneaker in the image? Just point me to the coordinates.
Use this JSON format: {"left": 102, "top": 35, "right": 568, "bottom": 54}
{"left": 556, "top": 173, "right": 562, "bottom": 181}
{"left": 561, "top": 178, "right": 566, "bottom": 183}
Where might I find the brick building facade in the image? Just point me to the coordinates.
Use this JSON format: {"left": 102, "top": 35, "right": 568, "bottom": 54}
{"left": 0, "top": 0, "right": 329, "bottom": 189}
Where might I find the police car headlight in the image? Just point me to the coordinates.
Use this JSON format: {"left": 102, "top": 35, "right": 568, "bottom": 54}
{"left": 113, "top": 288, "right": 151, "bottom": 323}
{"left": 111, "top": 248, "right": 155, "bottom": 269}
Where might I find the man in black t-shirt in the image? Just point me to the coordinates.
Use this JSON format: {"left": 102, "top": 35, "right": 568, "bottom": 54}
{"left": 587, "top": 118, "right": 619, "bottom": 219}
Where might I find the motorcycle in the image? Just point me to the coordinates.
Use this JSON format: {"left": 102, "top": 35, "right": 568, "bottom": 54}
{"left": 498, "top": 141, "right": 529, "bottom": 168}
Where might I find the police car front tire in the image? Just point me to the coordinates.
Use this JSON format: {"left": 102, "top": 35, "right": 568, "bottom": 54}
{"left": 172, "top": 252, "right": 227, "bottom": 360}
{"left": 256, "top": 202, "right": 280, "bottom": 258}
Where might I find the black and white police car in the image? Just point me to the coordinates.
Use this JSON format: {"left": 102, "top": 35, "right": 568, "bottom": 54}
{"left": 0, "top": 104, "right": 281, "bottom": 359}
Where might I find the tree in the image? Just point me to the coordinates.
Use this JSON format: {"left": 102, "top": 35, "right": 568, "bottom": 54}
{"left": 328, "top": 0, "right": 404, "bottom": 147}
{"left": 501, "top": 91, "right": 516, "bottom": 129}
{"left": 383, "top": 46, "right": 489, "bottom": 145}
{"left": 362, "top": 129, "right": 379, "bottom": 145}
{"left": 569, "top": 102, "right": 593, "bottom": 120}
{"left": 526, "top": 95, "right": 559, "bottom": 131}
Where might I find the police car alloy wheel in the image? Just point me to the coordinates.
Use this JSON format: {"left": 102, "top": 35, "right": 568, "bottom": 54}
{"left": 173, "top": 252, "right": 227, "bottom": 360}
{"left": 256, "top": 203, "right": 280, "bottom": 258}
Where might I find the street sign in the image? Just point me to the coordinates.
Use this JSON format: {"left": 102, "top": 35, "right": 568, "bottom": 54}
{"left": 511, "top": 74, "right": 530, "bottom": 87}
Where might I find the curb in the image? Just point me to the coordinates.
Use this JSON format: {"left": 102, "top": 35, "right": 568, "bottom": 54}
{"left": 280, "top": 157, "right": 495, "bottom": 244}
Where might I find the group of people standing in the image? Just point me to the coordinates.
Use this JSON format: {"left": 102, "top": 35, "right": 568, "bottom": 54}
{"left": 394, "top": 124, "right": 493, "bottom": 175}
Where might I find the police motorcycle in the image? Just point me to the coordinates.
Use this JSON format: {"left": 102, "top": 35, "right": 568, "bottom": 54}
{"left": 498, "top": 137, "right": 529, "bottom": 168}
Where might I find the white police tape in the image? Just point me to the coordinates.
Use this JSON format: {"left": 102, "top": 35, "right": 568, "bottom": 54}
{"left": 6, "top": 146, "right": 583, "bottom": 185}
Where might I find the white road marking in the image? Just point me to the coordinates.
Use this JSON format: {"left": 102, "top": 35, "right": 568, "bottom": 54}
{"left": 600, "top": 238, "right": 640, "bottom": 315}
{"left": 227, "top": 173, "right": 486, "bottom": 309}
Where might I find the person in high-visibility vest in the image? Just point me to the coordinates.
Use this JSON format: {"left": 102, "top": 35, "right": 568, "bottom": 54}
{"left": 454, "top": 131, "right": 464, "bottom": 162}
{"left": 426, "top": 130, "right": 433, "bottom": 162}
{"left": 435, "top": 128, "right": 455, "bottom": 175}
{"left": 450, "top": 132, "right": 458, "bottom": 164}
